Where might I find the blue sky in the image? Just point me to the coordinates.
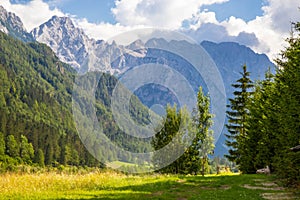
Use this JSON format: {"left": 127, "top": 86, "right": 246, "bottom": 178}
{"left": 10, "top": 0, "right": 265, "bottom": 24}
{"left": 203, "top": 0, "right": 266, "bottom": 22}
{"left": 3, "top": 0, "right": 300, "bottom": 59}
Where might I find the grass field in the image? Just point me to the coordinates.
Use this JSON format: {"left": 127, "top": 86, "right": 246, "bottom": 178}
{"left": 0, "top": 170, "right": 298, "bottom": 200}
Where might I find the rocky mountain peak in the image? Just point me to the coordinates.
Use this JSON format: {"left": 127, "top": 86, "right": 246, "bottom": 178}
{"left": 31, "top": 15, "right": 92, "bottom": 70}
{"left": 0, "top": 5, "right": 33, "bottom": 42}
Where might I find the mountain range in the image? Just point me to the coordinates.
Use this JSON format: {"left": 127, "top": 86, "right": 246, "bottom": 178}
{"left": 0, "top": 6, "right": 275, "bottom": 156}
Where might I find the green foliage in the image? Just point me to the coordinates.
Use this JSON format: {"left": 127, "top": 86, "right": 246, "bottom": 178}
{"left": 19, "top": 135, "right": 34, "bottom": 164}
{"left": 152, "top": 87, "right": 214, "bottom": 175}
{"left": 34, "top": 149, "right": 45, "bottom": 167}
{"left": 151, "top": 104, "right": 190, "bottom": 174}
{"left": 6, "top": 135, "right": 19, "bottom": 158}
{"left": 192, "top": 87, "right": 215, "bottom": 176}
{"left": 0, "top": 132, "right": 5, "bottom": 157}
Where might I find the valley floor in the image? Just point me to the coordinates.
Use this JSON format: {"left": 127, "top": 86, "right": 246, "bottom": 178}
{"left": 0, "top": 171, "right": 298, "bottom": 200}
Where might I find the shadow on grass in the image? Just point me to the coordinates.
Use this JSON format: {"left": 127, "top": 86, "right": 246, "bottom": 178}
{"left": 57, "top": 174, "right": 277, "bottom": 200}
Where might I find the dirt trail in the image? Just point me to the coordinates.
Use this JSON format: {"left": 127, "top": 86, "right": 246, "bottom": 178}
{"left": 242, "top": 179, "right": 298, "bottom": 200}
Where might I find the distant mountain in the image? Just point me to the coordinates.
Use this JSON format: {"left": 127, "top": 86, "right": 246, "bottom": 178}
{"left": 31, "top": 16, "right": 139, "bottom": 74}
{"left": 201, "top": 40, "right": 275, "bottom": 96}
{"left": 0, "top": 5, "right": 33, "bottom": 42}
{"left": 31, "top": 15, "right": 274, "bottom": 77}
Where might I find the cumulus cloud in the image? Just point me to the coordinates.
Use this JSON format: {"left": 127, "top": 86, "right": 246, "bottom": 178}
{"left": 262, "top": 0, "right": 300, "bottom": 33}
{"left": 0, "top": 0, "right": 64, "bottom": 31}
{"left": 1, "top": 0, "right": 299, "bottom": 60}
{"left": 184, "top": 23, "right": 259, "bottom": 47}
{"left": 73, "top": 18, "right": 142, "bottom": 41}
{"left": 220, "top": 0, "right": 300, "bottom": 59}
{"left": 183, "top": 0, "right": 300, "bottom": 60}
{"left": 111, "top": 0, "right": 228, "bottom": 28}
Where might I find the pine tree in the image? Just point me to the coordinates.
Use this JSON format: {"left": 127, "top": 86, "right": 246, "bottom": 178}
{"left": 244, "top": 70, "right": 276, "bottom": 173}
{"left": 225, "top": 65, "right": 254, "bottom": 166}
{"left": 34, "top": 148, "right": 45, "bottom": 167}
{"left": 0, "top": 131, "right": 5, "bottom": 158}
{"left": 151, "top": 87, "right": 215, "bottom": 175}
{"left": 270, "top": 22, "right": 300, "bottom": 184}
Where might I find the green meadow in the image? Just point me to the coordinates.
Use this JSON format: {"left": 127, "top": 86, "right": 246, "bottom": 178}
{"left": 0, "top": 171, "right": 298, "bottom": 200}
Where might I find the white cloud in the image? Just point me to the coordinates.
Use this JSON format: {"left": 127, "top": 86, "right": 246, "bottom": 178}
{"left": 73, "top": 0, "right": 228, "bottom": 41}
{"left": 188, "top": 10, "right": 219, "bottom": 30}
{"left": 74, "top": 18, "right": 143, "bottom": 41}
{"left": 221, "top": 0, "right": 300, "bottom": 59}
{"left": 1, "top": 0, "right": 299, "bottom": 60}
{"left": 111, "top": 0, "right": 229, "bottom": 29}
{"left": 0, "top": 0, "right": 64, "bottom": 31}
{"left": 183, "top": 0, "right": 300, "bottom": 60}
{"left": 262, "top": 0, "right": 300, "bottom": 33}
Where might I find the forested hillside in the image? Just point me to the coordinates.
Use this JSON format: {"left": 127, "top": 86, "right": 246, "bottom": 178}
{"left": 0, "top": 32, "right": 151, "bottom": 169}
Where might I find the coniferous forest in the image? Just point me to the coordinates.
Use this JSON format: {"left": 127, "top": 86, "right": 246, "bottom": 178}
{"left": 225, "top": 22, "right": 300, "bottom": 186}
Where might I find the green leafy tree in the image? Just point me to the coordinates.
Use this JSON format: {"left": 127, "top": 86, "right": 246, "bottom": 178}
{"left": 19, "top": 135, "right": 34, "bottom": 164}
{"left": 225, "top": 65, "right": 254, "bottom": 168}
{"left": 151, "top": 105, "right": 192, "bottom": 174}
{"left": 152, "top": 87, "right": 215, "bottom": 175}
{"left": 192, "top": 87, "right": 214, "bottom": 176}
{"left": 6, "top": 135, "right": 19, "bottom": 158}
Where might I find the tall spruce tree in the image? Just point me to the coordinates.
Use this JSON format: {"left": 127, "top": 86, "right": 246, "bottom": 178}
{"left": 0, "top": 132, "right": 5, "bottom": 158}
{"left": 270, "top": 21, "right": 300, "bottom": 184}
{"left": 243, "top": 70, "right": 276, "bottom": 173}
{"left": 225, "top": 65, "right": 254, "bottom": 166}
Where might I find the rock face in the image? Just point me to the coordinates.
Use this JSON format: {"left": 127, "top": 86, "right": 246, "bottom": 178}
{"left": 201, "top": 40, "right": 275, "bottom": 97}
{"left": 0, "top": 5, "right": 33, "bottom": 42}
{"left": 30, "top": 16, "right": 139, "bottom": 73}
{"left": 31, "top": 16, "right": 91, "bottom": 70}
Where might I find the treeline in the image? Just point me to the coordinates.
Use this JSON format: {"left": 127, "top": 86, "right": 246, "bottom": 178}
{"left": 0, "top": 132, "right": 43, "bottom": 167}
{"left": 225, "top": 22, "right": 300, "bottom": 186}
{"left": 0, "top": 32, "right": 152, "bottom": 170}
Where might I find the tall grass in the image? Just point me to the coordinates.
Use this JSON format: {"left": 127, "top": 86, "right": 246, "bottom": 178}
{"left": 0, "top": 169, "right": 297, "bottom": 200}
